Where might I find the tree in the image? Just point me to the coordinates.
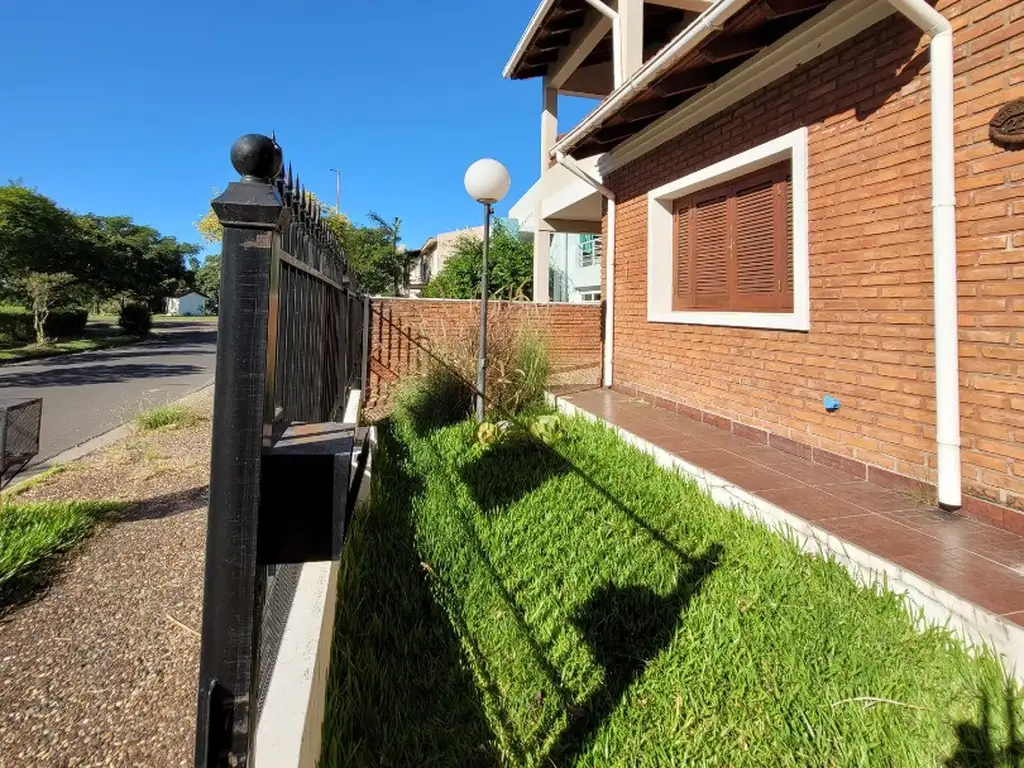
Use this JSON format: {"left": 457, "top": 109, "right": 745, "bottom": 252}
{"left": 195, "top": 206, "right": 223, "bottom": 244}
{"left": 367, "top": 213, "right": 409, "bottom": 296}
{"left": 22, "top": 272, "right": 75, "bottom": 345}
{"left": 195, "top": 254, "right": 221, "bottom": 313}
{"left": 0, "top": 184, "right": 81, "bottom": 300}
{"left": 422, "top": 221, "right": 533, "bottom": 300}
{"left": 75, "top": 214, "right": 199, "bottom": 305}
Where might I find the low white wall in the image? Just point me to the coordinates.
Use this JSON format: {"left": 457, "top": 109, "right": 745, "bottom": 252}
{"left": 252, "top": 397, "right": 374, "bottom": 767}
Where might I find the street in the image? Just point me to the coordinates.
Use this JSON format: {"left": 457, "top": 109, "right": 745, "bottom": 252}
{"left": 1, "top": 320, "right": 217, "bottom": 465}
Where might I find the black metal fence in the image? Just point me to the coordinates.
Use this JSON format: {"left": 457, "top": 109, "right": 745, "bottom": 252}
{"left": 193, "top": 134, "right": 368, "bottom": 768}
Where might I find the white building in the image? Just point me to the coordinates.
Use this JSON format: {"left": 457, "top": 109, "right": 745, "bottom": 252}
{"left": 407, "top": 225, "right": 486, "bottom": 297}
{"left": 165, "top": 291, "right": 208, "bottom": 316}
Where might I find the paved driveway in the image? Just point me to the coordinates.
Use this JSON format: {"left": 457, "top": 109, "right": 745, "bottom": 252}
{"left": 0, "top": 321, "right": 217, "bottom": 465}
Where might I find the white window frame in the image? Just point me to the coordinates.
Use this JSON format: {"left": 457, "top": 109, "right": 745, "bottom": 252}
{"left": 645, "top": 126, "right": 810, "bottom": 331}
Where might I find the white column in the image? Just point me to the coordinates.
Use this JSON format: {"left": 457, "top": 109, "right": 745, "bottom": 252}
{"left": 615, "top": 0, "right": 644, "bottom": 83}
{"left": 534, "top": 82, "right": 558, "bottom": 303}
{"left": 540, "top": 82, "right": 558, "bottom": 176}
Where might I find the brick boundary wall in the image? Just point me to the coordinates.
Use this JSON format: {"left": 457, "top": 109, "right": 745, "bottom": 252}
{"left": 366, "top": 298, "right": 602, "bottom": 412}
{"left": 603, "top": 2, "right": 1024, "bottom": 532}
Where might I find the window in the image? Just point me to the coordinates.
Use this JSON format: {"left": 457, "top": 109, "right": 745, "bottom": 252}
{"left": 672, "top": 162, "right": 792, "bottom": 313}
{"left": 578, "top": 288, "right": 601, "bottom": 302}
{"left": 578, "top": 235, "right": 601, "bottom": 268}
{"left": 645, "top": 127, "right": 809, "bottom": 331}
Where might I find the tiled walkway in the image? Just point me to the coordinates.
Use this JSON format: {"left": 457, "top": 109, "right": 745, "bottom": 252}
{"left": 558, "top": 387, "right": 1024, "bottom": 630}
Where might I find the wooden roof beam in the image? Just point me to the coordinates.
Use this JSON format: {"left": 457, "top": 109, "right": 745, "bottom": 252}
{"left": 644, "top": 0, "right": 713, "bottom": 11}
{"left": 548, "top": 10, "right": 614, "bottom": 89}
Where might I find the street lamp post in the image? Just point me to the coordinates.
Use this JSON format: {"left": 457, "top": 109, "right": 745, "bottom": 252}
{"left": 329, "top": 168, "right": 341, "bottom": 213}
{"left": 464, "top": 159, "right": 511, "bottom": 423}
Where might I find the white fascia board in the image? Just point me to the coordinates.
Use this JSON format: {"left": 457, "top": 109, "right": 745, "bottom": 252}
{"left": 504, "top": 0, "right": 558, "bottom": 79}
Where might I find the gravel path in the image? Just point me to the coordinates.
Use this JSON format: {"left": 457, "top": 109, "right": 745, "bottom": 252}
{"left": 0, "top": 390, "right": 213, "bottom": 767}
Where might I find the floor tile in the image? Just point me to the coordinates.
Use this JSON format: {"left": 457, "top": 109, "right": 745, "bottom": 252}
{"left": 815, "top": 482, "right": 924, "bottom": 513}
{"left": 895, "top": 552, "right": 1024, "bottom": 616}
{"left": 758, "top": 486, "right": 878, "bottom": 522}
{"left": 817, "top": 513, "right": 930, "bottom": 559}
{"left": 709, "top": 462, "right": 808, "bottom": 492}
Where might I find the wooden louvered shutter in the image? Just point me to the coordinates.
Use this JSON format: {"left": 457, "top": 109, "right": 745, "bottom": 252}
{"left": 692, "top": 191, "right": 729, "bottom": 308}
{"left": 672, "top": 197, "right": 693, "bottom": 310}
{"left": 670, "top": 161, "right": 793, "bottom": 313}
{"left": 732, "top": 163, "right": 791, "bottom": 311}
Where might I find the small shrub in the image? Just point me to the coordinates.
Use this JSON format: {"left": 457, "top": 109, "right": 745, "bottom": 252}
{"left": 135, "top": 404, "right": 201, "bottom": 431}
{"left": 119, "top": 303, "right": 152, "bottom": 335}
{"left": 399, "top": 304, "right": 551, "bottom": 423}
{"left": 395, "top": 363, "right": 473, "bottom": 434}
{"left": 0, "top": 307, "right": 87, "bottom": 344}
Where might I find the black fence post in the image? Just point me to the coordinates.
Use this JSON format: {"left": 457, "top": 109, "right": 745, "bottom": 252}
{"left": 194, "top": 135, "right": 284, "bottom": 768}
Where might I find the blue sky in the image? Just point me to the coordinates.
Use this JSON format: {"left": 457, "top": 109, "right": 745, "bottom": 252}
{"left": 0, "top": 0, "right": 595, "bottom": 257}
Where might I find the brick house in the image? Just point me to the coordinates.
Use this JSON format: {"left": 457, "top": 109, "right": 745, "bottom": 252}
{"left": 505, "top": 0, "right": 1024, "bottom": 530}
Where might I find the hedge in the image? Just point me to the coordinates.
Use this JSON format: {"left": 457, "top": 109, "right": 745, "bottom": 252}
{"left": 0, "top": 307, "right": 89, "bottom": 344}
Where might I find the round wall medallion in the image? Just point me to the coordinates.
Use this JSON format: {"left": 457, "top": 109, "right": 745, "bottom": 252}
{"left": 990, "top": 99, "right": 1024, "bottom": 149}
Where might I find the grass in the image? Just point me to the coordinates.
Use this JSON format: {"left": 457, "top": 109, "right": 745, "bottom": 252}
{"left": 4, "top": 464, "right": 73, "bottom": 497}
{"left": 151, "top": 314, "right": 219, "bottom": 323}
{"left": 134, "top": 404, "right": 203, "bottom": 431}
{"left": 0, "top": 331, "right": 142, "bottom": 364}
{"left": 320, "top": 409, "right": 1023, "bottom": 767}
{"left": 0, "top": 497, "right": 125, "bottom": 605}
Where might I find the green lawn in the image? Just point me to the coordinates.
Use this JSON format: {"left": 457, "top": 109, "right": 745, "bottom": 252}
{"left": 321, "top": 410, "right": 1022, "bottom": 767}
{"left": 0, "top": 497, "right": 125, "bottom": 606}
{"left": 0, "top": 328, "right": 141, "bottom": 364}
{"left": 151, "top": 314, "right": 218, "bottom": 323}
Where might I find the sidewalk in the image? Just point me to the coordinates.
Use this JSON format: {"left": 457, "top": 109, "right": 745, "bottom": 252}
{"left": 0, "top": 390, "right": 212, "bottom": 766}
{"left": 555, "top": 388, "right": 1024, "bottom": 665}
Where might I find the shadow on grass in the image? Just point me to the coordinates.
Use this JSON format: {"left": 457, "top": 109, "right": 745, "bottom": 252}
{"left": 319, "top": 420, "right": 499, "bottom": 767}
{"left": 946, "top": 685, "right": 1024, "bottom": 768}
{"left": 446, "top": 430, "right": 722, "bottom": 761}
{"left": 547, "top": 545, "right": 722, "bottom": 764}
{"left": 461, "top": 436, "right": 571, "bottom": 512}
{"left": 399, "top": 371, "right": 474, "bottom": 437}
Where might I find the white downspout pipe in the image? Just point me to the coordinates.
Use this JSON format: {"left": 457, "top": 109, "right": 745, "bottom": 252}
{"left": 604, "top": 198, "right": 615, "bottom": 387}
{"left": 555, "top": 151, "right": 616, "bottom": 387}
{"left": 883, "top": 0, "right": 961, "bottom": 509}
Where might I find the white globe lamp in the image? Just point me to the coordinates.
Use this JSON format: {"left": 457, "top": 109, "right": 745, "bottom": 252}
{"left": 464, "top": 158, "right": 511, "bottom": 423}
{"left": 464, "top": 159, "right": 511, "bottom": 204}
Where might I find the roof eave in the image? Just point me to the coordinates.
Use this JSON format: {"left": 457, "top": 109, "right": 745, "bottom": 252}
{"left": 503, "top": 0, "right": 559, "bottom": 79}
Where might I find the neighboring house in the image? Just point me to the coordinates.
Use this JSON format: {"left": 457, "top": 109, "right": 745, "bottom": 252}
{"left": 504, "top": 0, "right": 1024, "bottom": 527}
{"left": 406, "top": 225, "right": 486, "bottom": 296}
{"left": 510, "top": 187, "right": 603, "bottom": 302}
{"left": 165, "top": 290, "right": 207, "bottom": 316}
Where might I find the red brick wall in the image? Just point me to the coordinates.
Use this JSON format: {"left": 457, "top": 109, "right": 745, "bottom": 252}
{"left": 606, "top": 2, "right": 1024, "bottom": 523}
{"left": 366, "top": 298, "right": 602, "bottom": 410}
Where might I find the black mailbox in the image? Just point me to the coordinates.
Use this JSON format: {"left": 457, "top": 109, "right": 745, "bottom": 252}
{"left": 258, "top": 422, "right": 367, "bottom": 566}
{"left": 0, "top": 397, "right": 42, "bottom": 487}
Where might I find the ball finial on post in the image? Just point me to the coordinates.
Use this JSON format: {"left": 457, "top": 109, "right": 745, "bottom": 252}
{"left": 230, "top": 134, "right": 283, "bottom": 182}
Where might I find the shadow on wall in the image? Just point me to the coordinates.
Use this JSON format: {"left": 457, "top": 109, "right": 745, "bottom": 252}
{"left": 365, "top": 301, "right": 602, "bottom": 414}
